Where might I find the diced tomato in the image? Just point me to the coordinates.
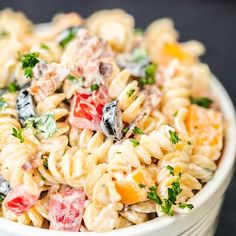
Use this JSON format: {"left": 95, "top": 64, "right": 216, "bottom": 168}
{"left": 5, "top": 187, "right": 39, "bottom": 215}
{"left": 69, "top": 86, "right": 109, "bottom": 130}
{"left": 48, "top": 188, "right": 86, "bottom": 232}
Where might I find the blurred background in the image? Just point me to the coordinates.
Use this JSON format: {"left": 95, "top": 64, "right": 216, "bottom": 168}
{"left": 0, "top": 0, "right": 235, "bottom": 235}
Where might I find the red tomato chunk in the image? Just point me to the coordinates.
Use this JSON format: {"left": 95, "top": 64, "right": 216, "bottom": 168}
{"left": 69, "top": 86, "right": 109, "bottom": 131}
{"left": 5, "top": 187, "right": 38, "bottom": 215}
{"left": 48, "top": 188, "right": 86, "bottom": 231}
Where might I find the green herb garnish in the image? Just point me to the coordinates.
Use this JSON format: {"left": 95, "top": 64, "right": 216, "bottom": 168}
{"left": 40, "top": 175, "right": 47, "bottom": 181}
{"left": 90, "top": 83, "right": 99, "bottom": 92}
{"left": 59, "top": 28, "right": 76, "bottom": 48}
{"left": 40, "top": 43, "right": 50, "bottom": 50}
{"left": 0, "top": 96, "right": 8, "bottom": 110}
{"left": 127, "top": 88, "right": 135, "bottom": 97}
{"left": 166, "top": 165, "right": 174, "bottom": 176}
{"left": 0, "top": 195, "right": 4, "bottom": 202}
{"left": 123, "top": 127, "right": 129, "bottom": 133}
{"left": 187, "top": 141, "right": 192, "bottom": 145}
{"left": 161, "top": 199, "right": 174, "bottom": 216}
{"left": 169, "top": 130, "right": 181, "bottom": 144}
{"left": 138, "top": 183, "right": 146, "bottom": 188}
{"left": 21, "top": 52, "right": 40, "bottom": 78}
{"left": 139, "top": 63, "right": 156, "bottom": 85}
{"left": 130, "top": 138, "right": 140, "bottom": 147}
{"left": 178, "top": 203, "right": 194, "bottom": 210}
{"left": 67, "top": 75, "right": 77, "bottom": 82}
{"left": 133, "top": 126, "right": 144, "bottom": 135}
{"left": 8, "top": 82, "right": 18, "bottom": 93}
{"left": 168, "top": 179, "right": 182, "bottom": 204}
{"left": 12, "top": 128, "right": 24, "bottom": 143}
{"left": 190, "top": 97, "right": 213, "bottom": 108}
{"left": 26, "top": 113, "right": 57, "bottom": 138}
{"left": 173, "top": 111, "right": 178, "bottom": 117}
{"left": 43, "top": 158, "right": 48, "bottom": 169}
{"left": 147, "top": 186, "right": 162, "bottom": 205}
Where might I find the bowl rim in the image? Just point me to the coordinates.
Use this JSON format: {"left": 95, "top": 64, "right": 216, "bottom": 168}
{"left": 0, "top": 75, "right": 235, "bottom": 236}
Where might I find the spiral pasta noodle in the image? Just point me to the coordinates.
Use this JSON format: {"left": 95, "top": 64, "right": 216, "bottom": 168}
{"left": 0, "top": 8, "right": 224, "bottom": 233}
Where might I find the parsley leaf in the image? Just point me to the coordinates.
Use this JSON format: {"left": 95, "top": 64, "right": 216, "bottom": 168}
{"left": 127, "top": 88, "right": 135, "bottom": 97}
{"left": 59, "top": 28, "right": 76, "bottom": 48}
{"left": 139, "top": 63, "right": 156, "bottom": 85}
{"left": 40, "top": 43, "right": 50, "bottom": 50}
{"left": 173, "top": 111, "right": 178, "bottom": 117}
{"left": 178, "top": 203, "right": 194, "bottom": 210}
{"left": 0, "top": 96, "right": 8, "bottom": 110}
{"left": 187, "top": 141, "right": 192, "bottom": 145}
{"left": 166, "top": 165, "right": 174, "bottom": 176}
{"left": 161, "top": 199, "right": 174, "bottom": 216}
{"left": 168, "top": 179, "right": 182, "bottom": 204}
{"left": 21, "top": 52, "right": 40, "bottom": 78}
{"left": 12, "top": 128, "right": 24, "bottom": 143}
{"left": 40, "top": 175, "right": 47, "bottom": 181}
{"left": 129, "top": 138, "right": 140, "bottom": 147}
{"left": 169, "top": 130, "right": 181, "bottom": 144}
{"left": 133, "top": 126, "right": 144, "bottom": 135}
{"left": 123, "top": 127, "right": 129, "bottom": 134}
{"left": 147, "top": 186, "right": 162, "bottom": 205}
{"left": 8, "top": 82, "right": 19, "bottom": 93}
{"left": 190, "top": 97, "right": 213, "bottom": 108}
{"left": 90, "top": 84, "right": 99, "bottom": 92}
{"left": 43, "top": 158, "right": 48, "bottom": 169}
{"left": 138, "top": 183, "right": 146, "bottom": 188}
{"left": 0, "top": 195, "right": 4, "bottom": 202}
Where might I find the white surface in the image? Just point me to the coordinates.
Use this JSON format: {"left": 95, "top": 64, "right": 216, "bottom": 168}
{"left": 0, "top": 76, "right": 235, "bottom": 236}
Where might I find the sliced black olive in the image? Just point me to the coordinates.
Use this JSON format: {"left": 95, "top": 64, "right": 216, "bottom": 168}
{"left": 0, "top": 175, "right": 11, "bottom": 196}
{"left": 16, "top": 84, "right": 36, "bottom": 126}
{"left": 101, "top": 100, "right": 123, "bottom": 140}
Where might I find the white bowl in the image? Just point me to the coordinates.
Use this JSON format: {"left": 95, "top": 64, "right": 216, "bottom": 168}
{"left": 0, "top": 76, "right": 235, "bottom": 236}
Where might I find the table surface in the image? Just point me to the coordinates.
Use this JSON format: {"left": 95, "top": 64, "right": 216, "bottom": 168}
{"left": 0, "top": 0, "right": 235, "bottom": 235}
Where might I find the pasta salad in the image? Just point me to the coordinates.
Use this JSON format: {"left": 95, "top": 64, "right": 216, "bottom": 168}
{"left": 0, "top": 8, "right": 223, "bottom": 232}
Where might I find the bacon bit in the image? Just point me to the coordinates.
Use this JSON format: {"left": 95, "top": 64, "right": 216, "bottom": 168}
{"left": 61, "top": 29, "right": 116, "bottom": 87}
{"left": 48, "top": 188, "right": 86, "bottom": 231}
{"left": 28, "top": 62, "right": 68, "bottom": 102}
{"left": 5, "top": 187, "right": 39, "bottom": 215}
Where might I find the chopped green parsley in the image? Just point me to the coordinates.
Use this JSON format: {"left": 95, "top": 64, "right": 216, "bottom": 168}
{"left": 129, "top": 138, "right": 140, "bottom": 147}
{"left": 40, "top": 43, "right": 50, "bottom": 50}
{"left": 190, "top": 97, "right": 213, "bottom": 108}
{"left": 139, "top": 63, "right": 156, "bottom": 85}
{"left": 133, "top": 126, "right": 144, "bottom": 135}
{"left": 166, "top": 165, "right": 174, "bottom": 176}
{"left": 0, "top": 30, "right": 9, "bottom": 39}
{"left": 21, "top": 52, "right": 40, "bottom": 78}
{"left": 90, "top": 83, "right": 99, "bottom": 92}
{"left": 12, "top": 127, "right": 24, "bottom": 143}
{"left": 127, "top": 88, "right": 135, "bottom": 97}
{"left": 8, "top": 82, "right": 19, "bottom": 93}
{"left": 59, "top": 28, "right": 76, "bottom": 48}
{"left": 147, "top": 186, "right": 162, "bottom": 205}
{"left": 138, "top": 183, "right": 146, "bottom": 188}
{"left": 178, "top": 203, "right": 194, "bottom": 210}
{"left": 169, "top": 130, "right": 181, "bottom": 144}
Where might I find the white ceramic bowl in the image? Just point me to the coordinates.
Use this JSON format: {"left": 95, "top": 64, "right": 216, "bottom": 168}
{"left": 0, "top": 76, "right": 235, "bottom": 236}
